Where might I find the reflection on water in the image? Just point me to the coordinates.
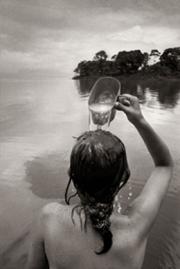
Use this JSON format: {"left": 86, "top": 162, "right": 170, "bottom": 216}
{"left": 0, "top": 77, "right": 180, "bottom": 269}
{"left": 76, "top": 76, "right": 180, "bottom": 109}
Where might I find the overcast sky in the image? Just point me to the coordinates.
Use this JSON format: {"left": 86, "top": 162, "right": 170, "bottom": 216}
{"left": 0, "top": 0, "right": 180, "bottom": 78}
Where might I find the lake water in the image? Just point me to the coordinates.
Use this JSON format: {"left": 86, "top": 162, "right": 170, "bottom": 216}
{"left": 0, "top": 76, "right": 180, "bottom": 268}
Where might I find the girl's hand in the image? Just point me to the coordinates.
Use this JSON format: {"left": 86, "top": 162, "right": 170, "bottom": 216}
{"left": 114, "top": 94, "right": 144, "bottom": 124}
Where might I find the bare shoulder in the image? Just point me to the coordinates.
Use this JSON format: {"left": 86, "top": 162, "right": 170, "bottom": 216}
{"left": 40, "top": 202, "right": 68, "bottom": 223}
{"left": 41, "top": 202, "right": 64, "bottom": 214}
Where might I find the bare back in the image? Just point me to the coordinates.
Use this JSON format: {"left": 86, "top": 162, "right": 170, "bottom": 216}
{"left": 41, "top": 202, "right": 147, "bottom": 269}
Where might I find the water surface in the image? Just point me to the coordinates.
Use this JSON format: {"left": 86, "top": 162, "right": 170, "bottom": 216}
{"left": 0, "top": 77, "right": 180, "bottom": 268}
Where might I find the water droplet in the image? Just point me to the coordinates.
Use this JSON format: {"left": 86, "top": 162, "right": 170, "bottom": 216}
{"left": 115, "top": 195, "right": 118, "bottom": 202}
{"left": 117, "top": 206, "right": 122, "bottom": 213}
{"left": 113, "top": 194, "right": 122, "bottom": 214}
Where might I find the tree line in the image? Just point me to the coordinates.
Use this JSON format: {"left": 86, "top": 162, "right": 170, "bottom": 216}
{"left": 73, "top": 47, "right": 180, "bottom": 78}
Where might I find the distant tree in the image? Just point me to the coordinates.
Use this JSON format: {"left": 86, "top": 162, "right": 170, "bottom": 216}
{"left": 115, "top": 50, "right": 145, "bottom": 74}
{"left": 150, "top": 49, "right": 161, "bottom": 56}
{"left": 111, "top": 54, "right": 117, "bottom": 60}
{"left": 140, "top": 52, "right": 149, "bottom": 70}
{"left": 93, "top": 50, "right": 108, "bottom": 61}
{"left": 142, "top": 62, "right": 172, "bottom": 76}
{"left": 74, "top": 61, "right": 89, "bottom": 76}
{"left": 160, "top": 47, "right": 180, "bottom": 71}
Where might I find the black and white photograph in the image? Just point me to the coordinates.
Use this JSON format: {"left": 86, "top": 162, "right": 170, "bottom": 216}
{"left": 0, "top": 1, "right": 180, "bottom": 268}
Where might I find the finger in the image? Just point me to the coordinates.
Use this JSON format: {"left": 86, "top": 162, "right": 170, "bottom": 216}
{"left": 114, "top": 101, "right": 122, "bottom": 111}
{"left": 114, "top": 101, "right": 128, "bottom": 111}
{"left": 117, "top": 96, "right": 131, "bottom": 106}
{"left": 122, "top": 99, "right": 131, "bottom": 106}
{"left": 118, "top": 94, "right": 133, "bottom": 99}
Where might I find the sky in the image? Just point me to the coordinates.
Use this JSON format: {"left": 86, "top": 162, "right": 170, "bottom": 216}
{"left": 0, "top": 0, "right": 180, "bottom": 79}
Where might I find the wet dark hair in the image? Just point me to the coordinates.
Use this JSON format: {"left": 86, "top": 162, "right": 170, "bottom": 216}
{"left": 65, "top": 130, "right": 130, "bottom": 254}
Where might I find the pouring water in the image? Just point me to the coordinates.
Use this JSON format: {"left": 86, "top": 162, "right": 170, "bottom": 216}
{"left": 88, "top": 77, "right": 121, "bottom": 130}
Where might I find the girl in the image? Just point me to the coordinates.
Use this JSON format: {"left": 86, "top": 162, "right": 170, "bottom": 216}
{"left": 26, "top": 94, "right": 173, "bottom": 269}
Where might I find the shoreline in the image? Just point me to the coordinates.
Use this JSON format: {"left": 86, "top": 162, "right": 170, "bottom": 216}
{"left": 72, "top": 73, "right": 180, "bottom": 80}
